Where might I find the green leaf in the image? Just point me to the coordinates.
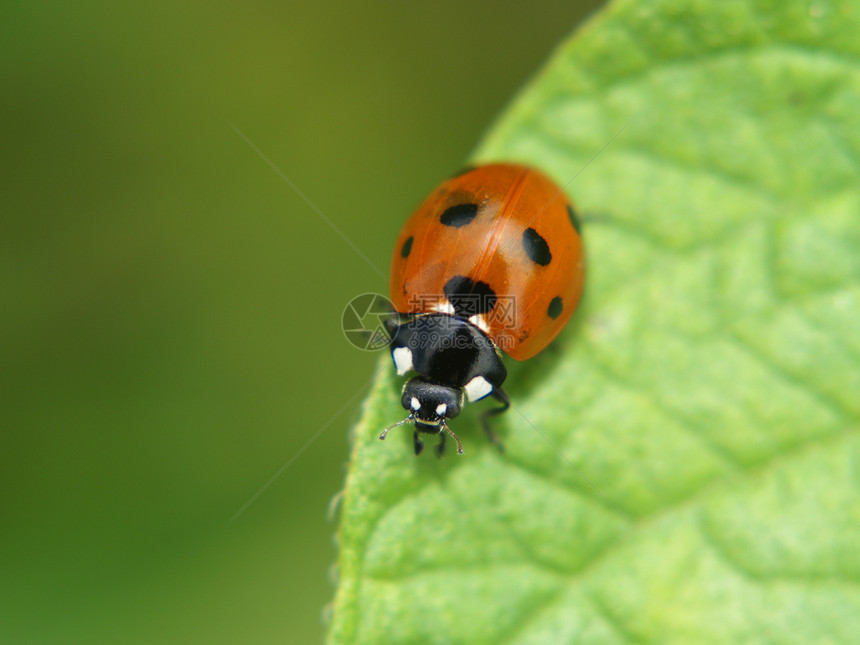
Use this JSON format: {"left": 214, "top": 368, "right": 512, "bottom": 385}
{"left": 328, "top": 0, "right": 860, "bottom": 642}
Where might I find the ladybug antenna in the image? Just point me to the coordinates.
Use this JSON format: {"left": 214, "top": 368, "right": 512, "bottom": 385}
{"left": 379, "top": 415, "right": 414, "bottom": 441}
{"left": 441, "top": 420, "right": 465, "bottom": 455}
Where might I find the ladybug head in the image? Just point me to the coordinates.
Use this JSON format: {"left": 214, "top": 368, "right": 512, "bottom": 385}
{"left": 401, "top": 376, "right": 463, "bottom": 425}
{"left": 379, "top": 377, "right": 465, "bottom": 454}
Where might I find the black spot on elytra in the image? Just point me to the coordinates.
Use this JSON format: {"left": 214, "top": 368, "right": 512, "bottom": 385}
{"left": 443, "top": 275, "right": 497, "bottom": 317}
{"left": 566, "top": 204, "right": 582, "bottom": 234}
{"left": 547, "top": 296, "right": 563, "bottom": 319}
{"left": 440, "top": 203, "right": 478, "bottom": 228}
{"left": 401, "top": 236, "right": 414, "bottom": 258}
{"left": 522, "top": 228, "right": 551, "bottom": 266}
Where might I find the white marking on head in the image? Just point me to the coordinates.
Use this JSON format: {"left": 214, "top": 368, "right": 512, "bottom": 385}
{"left": 435, "top": 403, "right": 447, "bottom": 417}
{"left": 431, "top": 299, "right": 456, "bottom": 315}
{"left": 410, "top": 396, "right": 421, "bottom": 411}
{"left": 468, "top": 313, "right": 490, "bottom": 334}
{"left": 392, "top": 347, "right": 414, "bottom": 376}
{"left": 464, "top": 376, "right": 493, "bottom": 402}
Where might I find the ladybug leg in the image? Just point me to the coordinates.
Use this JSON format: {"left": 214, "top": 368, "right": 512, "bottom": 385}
{"left": 434, "top": 431, "right": 446, "bottom": 458}
{"left": 383, "top": 312, "right": 412, "bottom": 342}
{"left": 413, "top": 429, "right": 425, "bottom": 456}
{"left": 382, "top": 315, "right": 400, "bottom": 341}
{"left": 480, "top": 387, "right": 510, "bottom": 454}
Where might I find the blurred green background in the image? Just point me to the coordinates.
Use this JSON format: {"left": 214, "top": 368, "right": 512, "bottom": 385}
{"left": 1, "top": 2, "right": 602, "bottom": 643}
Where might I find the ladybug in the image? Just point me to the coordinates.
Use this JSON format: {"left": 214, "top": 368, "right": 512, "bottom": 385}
{"left": 380, "top": 163, "right": 585, "bottom": 456}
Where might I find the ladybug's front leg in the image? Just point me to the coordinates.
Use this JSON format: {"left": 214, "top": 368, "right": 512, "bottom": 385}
{"left": 480, "top": 387, "right": 510, "bottom": 454}
{"left": 413, "top": 429, "right": 425, "bottom": 456}
{"left": 434, "top": 431, "right": 446, "bottom": 458}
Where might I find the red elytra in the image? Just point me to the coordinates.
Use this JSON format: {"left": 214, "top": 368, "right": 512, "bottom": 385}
{"left": 389, "top": 163, "right": 585, "bottom": 360}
